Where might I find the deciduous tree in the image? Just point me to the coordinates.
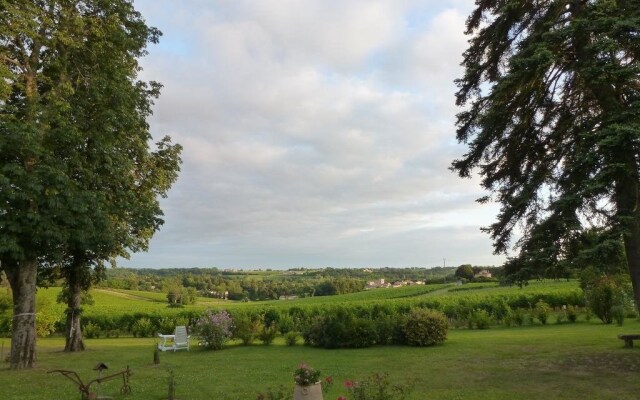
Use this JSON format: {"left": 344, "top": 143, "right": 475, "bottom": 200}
{"left": 454, "top": 264, "right": 475, "bottom": 281}
{"left": 0, "top": 0, "right": 181, "bottom": 367}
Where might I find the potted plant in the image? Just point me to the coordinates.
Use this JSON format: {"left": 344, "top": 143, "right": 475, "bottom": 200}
{"left": 293, "top": 363, "right": 323, "bottom": 400}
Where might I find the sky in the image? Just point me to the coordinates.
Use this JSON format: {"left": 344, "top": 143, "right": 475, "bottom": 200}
{"left": 121, "top": 0, "right": 507, "bottom": 270}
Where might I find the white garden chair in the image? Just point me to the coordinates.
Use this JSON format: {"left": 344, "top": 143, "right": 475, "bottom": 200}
{"left": 158, "top": 325, "right": 190, "bottom": 352}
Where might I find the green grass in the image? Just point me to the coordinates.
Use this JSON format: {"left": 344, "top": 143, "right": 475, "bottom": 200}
{"left": 1, "top": 320, "right": 638, "bottom": 399}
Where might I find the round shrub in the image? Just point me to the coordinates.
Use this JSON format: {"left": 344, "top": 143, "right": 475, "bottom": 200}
{"left": 493, "top": 298, "right": 512, "bottom": 325}
{"left": 195, "top": 310, "right": 234, "bottom": 350}
{"left": 35, "top": 296, "right": 62, "bottom": 337}
{"left": 233, "top": 313, "right": 260, "bottom": 345}
{"left": 584, "top": 275, "right": 628, "bottom": 324}
{"left": 258, "top": 325, "right": 278, "bottom": 345}
{"left": 403, "top": 308, "right": 448, "bottom": 346}
{"left": 131, "top": 317, "right": 155, "bottom": 338}
{"left": 533, "top": 300, "right": 551, "bottom": 325}
{"left": 83, "top": 321, "right": 101, "bottom": 339}
{"left": 566, "top": 305, "right": 578, "bottom": 323}
{"left": 469, "top": 308, "right": 492, "bottom": 329}
{"left": 36, "top": 309, "right": 61, "bottom": 337}
{"left": 285, "top": 331, "right": 298, "bottom": 346}
{"left": 611, "top": 305, "right": 625, "bottom": 326}
{"left": 277, "top": 313, "right": 294, "bottom": 334}
{"left": 511, "top": 308, "right": 527, "bottom": 326}
{"left": 262, "top": 308, "right": 280, "bottom": 328}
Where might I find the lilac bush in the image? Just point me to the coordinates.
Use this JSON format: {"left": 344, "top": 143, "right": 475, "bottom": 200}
{"left": 195, "top": 310, "right": 234, "bottom": 350}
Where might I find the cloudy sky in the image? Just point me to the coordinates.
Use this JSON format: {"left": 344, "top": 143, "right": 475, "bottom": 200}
{"left": 122, "top": 0, "right": 507, "bottom": 270}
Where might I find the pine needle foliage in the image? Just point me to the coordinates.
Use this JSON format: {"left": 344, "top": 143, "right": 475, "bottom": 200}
{"left": 453, "top": 0, "right": 640, "bottom": 308}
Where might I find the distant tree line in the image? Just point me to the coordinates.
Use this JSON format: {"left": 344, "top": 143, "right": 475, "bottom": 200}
{"left": 97, "top": 266, "right": 500, "bottom": 302}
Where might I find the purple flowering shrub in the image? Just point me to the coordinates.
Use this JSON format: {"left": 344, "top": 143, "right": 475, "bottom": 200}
{"left": 195, "top": 310, "right": 234, "bottom": 350}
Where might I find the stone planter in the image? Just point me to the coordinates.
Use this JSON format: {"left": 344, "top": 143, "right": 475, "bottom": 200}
{"left": 293, "top": 382, "right": 323, "bottom": 400}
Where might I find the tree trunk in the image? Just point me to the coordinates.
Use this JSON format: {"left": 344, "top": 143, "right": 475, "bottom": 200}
{"left": 614, "top": 154, "right": 640, "bottom": 314}
{"left": 64, "top": 276, "right": 85, "bottom": 352}
{"left": 623, "top": 225, "right": 640, "bottom": 314}
{"left": 573, "top": 0, "right": 640, "bottom": 313}
{"left": 5, "top": 258, "right": 38, "bottom": 369}
{"left": 618, "top": 181, "right": 640, "bottom": 313}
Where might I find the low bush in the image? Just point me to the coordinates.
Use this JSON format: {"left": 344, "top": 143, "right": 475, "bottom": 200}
{"left": 285, "top": 332, "right": 298, "bottom": 346}
{"left": 611, "top": 305, "right": 625, "bottom": 326}
{"left": 262, "top": 308, "right": 280, "bottom": 329}
{"left": 277, "top": 313, "right": 294, "bottom": 335}
{"left": 83, "top": 321, "right": 101, "bottom": 339}
{"left": 566, "top": 305, "right": 578, "bottom": 322}
{"left": 403, "top": 308, "right": 448, "bottom": 346}
{"left": 583, "top": 274, "right": 630, "bottom": 324}
{"left": 132, "top": 317, "right": 155, "bottom": 338}
{"left": 233, "top": 314, "right": 260, "bottom": 345}
{"left": 157, "top": 317, "right": 178, "bottom": 335}
{"left": 510, "top": 308, "right": 526, "bottom": 326}
{"left": 105, "top": 329, "right": 120, "bottom": 338}
{"left": 258, "top": 325, "right": 278, "bottom": 345}
{"left": 302, "top": 307, "right": 378, "bottom": 349}
{"left": 533, "top": 300, "right": 551, "bottom": 325}
{"left": 469, "top": 309, "right": 492, "bottom": 329}
{"left": 493, "top": 298, "right": 512, "bottom": 325}
{"left": 36, "top": 297, "right": 62, "bottom": 337}
{"left": 195, "top": 310, "right": 234, "bottom": 350}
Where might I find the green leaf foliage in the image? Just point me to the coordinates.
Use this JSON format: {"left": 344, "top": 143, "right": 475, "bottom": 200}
{"left": 403, "top": 308, "right": 448, "bottom": 346}
{"left": 0, "top": 0, "right": 181, "bottom": 360}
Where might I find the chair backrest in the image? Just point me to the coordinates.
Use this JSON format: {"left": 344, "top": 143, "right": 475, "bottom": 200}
{"left": 174, "top": 326, "right": 188, "bottom": 343}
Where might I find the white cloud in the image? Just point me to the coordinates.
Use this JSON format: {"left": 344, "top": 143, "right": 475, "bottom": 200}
{"left": 124, "top": 0, "right": 504, "bottom": 269}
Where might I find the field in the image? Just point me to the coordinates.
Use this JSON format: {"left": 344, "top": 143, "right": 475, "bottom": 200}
{"left": 2, "top": 280, "right": 638, "bottom": 399}
{"left": 31, "top": 279, "right": 582, "bottom": 316}
{"left": 1, "top": 321, "right": 638, "bottom": 399}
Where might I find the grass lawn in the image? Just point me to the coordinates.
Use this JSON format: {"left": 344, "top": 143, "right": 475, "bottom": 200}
{"left": 1, "top": 320, "right": 639, "bottom": 400}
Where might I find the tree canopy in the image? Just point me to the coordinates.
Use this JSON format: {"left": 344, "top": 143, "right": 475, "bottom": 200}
{"left": 454, "top": 264, "right": 475, "bottom": 281}
{"left": 0, "top": 0, "right": 181, "bottom": 367}
{"left": 453, "top": 1, "right": 640, "bottom": 307}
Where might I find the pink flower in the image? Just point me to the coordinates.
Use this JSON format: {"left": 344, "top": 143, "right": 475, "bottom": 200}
{"left": 344, "top": 380, "right": 354, "bottom": 389}
{"left": 337, "top": 397, "right": 347, "bottom": 400}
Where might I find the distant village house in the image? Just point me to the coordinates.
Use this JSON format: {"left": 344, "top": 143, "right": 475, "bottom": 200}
{"left": 365, "top": 278, "right": 425, "bottom": 290}
{"left": 474, "top": 270, "right": 492, "bottom": 279}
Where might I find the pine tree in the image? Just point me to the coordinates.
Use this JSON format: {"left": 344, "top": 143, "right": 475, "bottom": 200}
{"left": 453, "top": 0, "right": 640, "bottom": 308}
